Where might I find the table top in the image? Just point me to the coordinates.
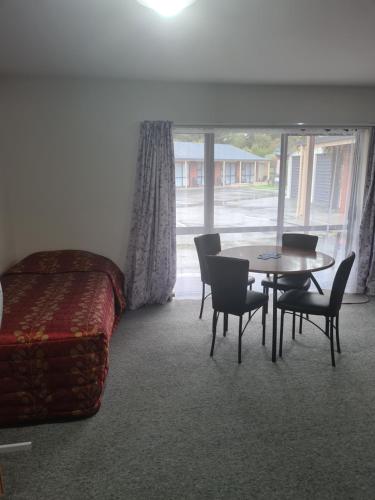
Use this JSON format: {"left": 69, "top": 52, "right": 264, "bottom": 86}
{"left": 219, "top": 245, "right": 335, "bottom": 275}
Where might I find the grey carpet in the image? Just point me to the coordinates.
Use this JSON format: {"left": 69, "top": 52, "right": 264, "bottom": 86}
{"left": 1, "top": 299, "right": 375, "bottom": 500}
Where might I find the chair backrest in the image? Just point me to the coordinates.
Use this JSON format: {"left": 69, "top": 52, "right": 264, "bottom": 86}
{"left": 282, "top": 233, "right": 318, "bottom": 251}
{"left": 194, "top": 233, "right": 221, "bottom": 285}
{"left": 206, "top": 256, "right": 249, "bottom": 315}
{"left": 329, "top": 252, "right": 356, "bottom": 314}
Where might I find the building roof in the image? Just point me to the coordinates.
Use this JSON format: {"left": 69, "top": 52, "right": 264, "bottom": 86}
{"left": 174, "top": 142, "right": 266, "bottom": 162}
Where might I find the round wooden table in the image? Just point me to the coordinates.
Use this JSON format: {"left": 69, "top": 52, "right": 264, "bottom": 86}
{"left": 219, "top": 245, "right": 335, "bottom": 362}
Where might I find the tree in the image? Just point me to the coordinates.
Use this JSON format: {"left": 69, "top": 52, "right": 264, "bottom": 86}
{"left": 173, "top": 130, "right": 302, "bottom": 158}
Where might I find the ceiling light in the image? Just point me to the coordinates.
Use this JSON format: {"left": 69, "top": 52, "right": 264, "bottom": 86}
{"left": 137, "top": 0, "right": 197, "bottom": 17}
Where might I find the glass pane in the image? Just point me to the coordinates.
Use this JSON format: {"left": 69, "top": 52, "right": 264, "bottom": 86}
{"left": 283, "top": 133, "right": 361, "bottom": 292}
{"left": 280, "top": 230, "right": 341, "bottom": 290}
{"left": 220, "top": 231, "right": 277, "bottom": 291}
{"left": 310, "top": 135, "right": 355, "bottom": 227}
{"left": 284, "top": 136, "right": 306, "bottom": 227}
{"left": 174, "top": 133, "right": 205, "bottom": 228}
{"left": 213, "top": 130, "right": 281, "bottom": 229}
{"left": 314, "top": 229, "right": 346, "bottom": 290}
{"left": 309, "top": 137, "right": 357, "bottom": 289}
{"left": 284, "top": 134, "right": 356, "bottom": 228}
{"left": 175, "top": 234, "right": 202, "bottom": 299}
{"left": 175, "top": 231, "right": 278, "bottom": 298}
{"left": 219, "top": 231, "right": 277, "bottom": 249}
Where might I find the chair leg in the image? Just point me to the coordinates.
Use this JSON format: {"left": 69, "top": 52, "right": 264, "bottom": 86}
{"left": 223, "top": 313, "right": 228, "bottom": 337}
{"left": 329, "top": 317, "right": 336, "bottom": 367}
{"left": 210, "top": 310, "right": 218, "bottom": 357}
{"left": 292, "top": 312, "right": 296, "bottom": 340}
{"left": 279, "top": 309, "right": 285, "bottom": 357}
{"left": 336, "top": 314, "right": 341, "bottom": 353}
{"left": 199, "top": 283, "right": 205, "bottom": 319}
{"left": 238, "top": 315, "right": 243, "bottom": 364}
{"left": 262, "top": 304, "right": 266, "bottom": 345}
{"left": 324, "top": 317, "right": 330, "bottom": 338}
{"left": 263, "top": 286, "right": 269, "bottom": 314}
{"left": 299, "top": 313, "right": 303, "bottom": 334}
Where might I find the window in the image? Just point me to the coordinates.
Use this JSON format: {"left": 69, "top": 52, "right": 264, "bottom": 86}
{"left": 241, "top": 162, "right": 255, "bottom": 183}
{"left": 194, "top": 162, "right": 204, "bottom": 186}
{"left": 175, "top": 161, "right": 186, "bottom": 187}
{"left": 174, "top": 128, "right": 369, "bottom": 297}
{"left": 224, "top": 162, "right": 237, "bottom": 185}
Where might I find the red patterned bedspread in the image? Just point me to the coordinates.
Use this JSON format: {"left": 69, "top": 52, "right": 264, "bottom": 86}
{"left": 0, "top": 250, "right": 126, "bottom": 425}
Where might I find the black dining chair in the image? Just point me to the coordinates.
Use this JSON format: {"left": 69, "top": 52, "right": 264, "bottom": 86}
{"left": 262, "top": 233, "right": 322, "bottom": 295}
{"left": 206, "top": 256, "right": 268, "bottom": 363}
{"left": 261, "top": 233, "right": 322, "bottom": 334}
{"left": 194, "top": 233, "right": 255, "bottom": 319}
{"left": 277, "top": 252, "right": 355, "bottom": 367}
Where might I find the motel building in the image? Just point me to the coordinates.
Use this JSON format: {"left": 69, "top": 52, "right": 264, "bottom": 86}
{"left": 174, "top": 141, "right": 271, "bottom": 187}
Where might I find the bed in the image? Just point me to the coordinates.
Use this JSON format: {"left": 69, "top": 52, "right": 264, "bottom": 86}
{"left": 0, "top": 250, "right": 126, "bottom": 426}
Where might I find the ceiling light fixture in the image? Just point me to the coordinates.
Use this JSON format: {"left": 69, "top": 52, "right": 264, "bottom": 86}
{"left": 137, "top": 0, "right": 197, "bottom": 17}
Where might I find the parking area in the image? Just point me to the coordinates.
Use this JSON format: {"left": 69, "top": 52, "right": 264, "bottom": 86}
{"left": 177, "top": 185, "right": 345, "bottom": 228}
{"left": 175, "top": 185, "right": 352, "bottom": 297}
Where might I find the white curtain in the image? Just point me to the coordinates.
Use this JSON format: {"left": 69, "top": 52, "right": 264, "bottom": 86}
{"left": 343, "top": 129, "right": 369, "bottom": 293}
{"left": 357, "top": 128, "right": 375, "bottom": 294}
{"left": 125, "top": 121, "right": 176, "bottom": 309}
{"left": 309, "top": 129, "right": 369, "bottom": 293}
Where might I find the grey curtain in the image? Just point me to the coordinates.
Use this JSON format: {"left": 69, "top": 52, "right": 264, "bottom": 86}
{"left": 357, "top": 128, "right": 375, "bottom": 294}
{"left": 125, "top": 121, "right": 176, "bottom": 309}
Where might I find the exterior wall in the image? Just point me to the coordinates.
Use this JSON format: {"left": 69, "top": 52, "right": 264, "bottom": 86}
{"left": 187, "top": 161, "right": 204, "bottom": 187}
{"left": 176, "top": 158, "right": 271, "bottom": 188}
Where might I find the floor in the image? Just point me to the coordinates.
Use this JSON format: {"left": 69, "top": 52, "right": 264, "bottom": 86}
{"left": 1, "top": 298, "right": 374, "bottom": 499}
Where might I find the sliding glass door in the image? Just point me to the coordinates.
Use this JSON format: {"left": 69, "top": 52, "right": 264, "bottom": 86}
{"left": 174, "top": 128, "right": 369, "bottom": 297}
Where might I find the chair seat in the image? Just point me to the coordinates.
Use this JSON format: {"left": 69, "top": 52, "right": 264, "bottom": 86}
{"left": 224, "top": 290, "right": 268, "bottom": 317}
{"left": 245, "top": 291, "right": 268, "bottom": 310}
{"left": 261, "top": 273, "right": 311, "bottom": 291}
{"left": 278, "top": 290, "right": 330, "bottom": 315}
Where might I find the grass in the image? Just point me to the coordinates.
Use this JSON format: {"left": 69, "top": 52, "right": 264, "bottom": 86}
{"left": 250, "top": 183, "right": 278, "bottom": 190}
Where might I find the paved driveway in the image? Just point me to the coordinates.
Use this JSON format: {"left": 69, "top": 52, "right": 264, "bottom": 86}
{"left": 176, "top": 185, "right": 345, "bottom": 228}
{"left": 175, "top": 185, "right": 353, "bottom": 297}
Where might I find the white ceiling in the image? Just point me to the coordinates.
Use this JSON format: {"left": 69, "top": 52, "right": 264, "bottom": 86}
{"left": 1, "top": 0, "right": 375, "bottom": 85}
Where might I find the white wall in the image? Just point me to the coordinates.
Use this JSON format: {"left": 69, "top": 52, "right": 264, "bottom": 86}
{"left": 0, "top": 162, "right": 12, "bottom": 273}
{"left": 0, "top": 181, "right": 8, "bottom": 272}
{"left": 0, "top": 77, "right": 375, "bottom": 269}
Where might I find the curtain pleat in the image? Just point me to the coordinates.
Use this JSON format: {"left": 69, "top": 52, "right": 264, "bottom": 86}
{"left": 125, "top": 121, "right": 176, "bottom": 309}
